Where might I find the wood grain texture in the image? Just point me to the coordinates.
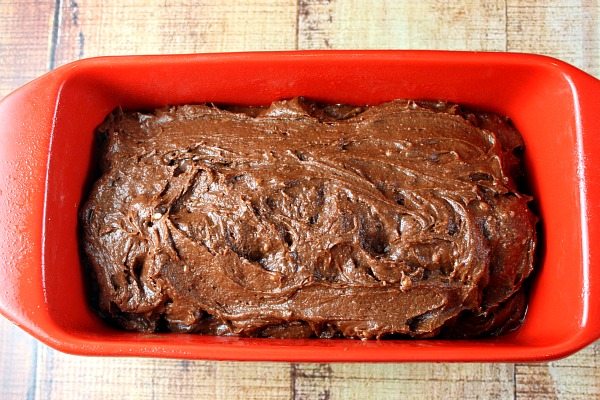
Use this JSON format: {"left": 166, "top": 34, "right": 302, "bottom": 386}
{"left": 297, "top": 0, "right": 507, "bottom": 51}
{"left": 293, "top": 363, "right": 515, "bottom": 400}
{"left": 0, "top": 319, "right": 38, "bottom": 399}
{"left": 51, "top": 0, "right": 297, "bottom": 68}
{"left": 507, "top": 0, "right": 600, "bottom": 77}
{"left": 1, "top": 1, "right": 600, "bottom": 399}
{"left": 516, "top": 342, "right": 600, "bottom": 400}
{"left": 0, "top": 0, "right": 55, "bottom": 96}
{"left": 32, "top": 345, "right": 293, "bottom": 400}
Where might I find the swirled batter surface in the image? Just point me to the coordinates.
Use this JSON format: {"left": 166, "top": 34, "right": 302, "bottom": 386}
{"left": 81, "top": 98, "right": 537, "bottom": 338}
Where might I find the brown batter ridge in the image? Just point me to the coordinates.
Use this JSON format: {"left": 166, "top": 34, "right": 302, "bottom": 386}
{"left": 80, "top": 98, "right": 537, "bottom": 339}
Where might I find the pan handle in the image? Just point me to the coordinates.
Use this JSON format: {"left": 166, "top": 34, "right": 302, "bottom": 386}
{"left": 0, "top": 72, "right": 63, "bottom": 335}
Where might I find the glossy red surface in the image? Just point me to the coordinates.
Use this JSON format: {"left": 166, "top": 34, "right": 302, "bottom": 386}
{"left": 0, "top": 51, "right": 599, "bottom": 362}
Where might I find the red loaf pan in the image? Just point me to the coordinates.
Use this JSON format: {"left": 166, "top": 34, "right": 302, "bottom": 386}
{"left": 0, "top": 51, "right": 599, "bottom": 362}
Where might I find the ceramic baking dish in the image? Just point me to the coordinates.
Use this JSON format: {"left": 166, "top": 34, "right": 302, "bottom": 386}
{"left": 0, "top": 51, "right": 598, "bottom": 362}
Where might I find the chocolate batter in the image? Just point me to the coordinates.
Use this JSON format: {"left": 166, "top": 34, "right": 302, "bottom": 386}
{"left": 80, "top": 98, "right": 537, "bottom": 338}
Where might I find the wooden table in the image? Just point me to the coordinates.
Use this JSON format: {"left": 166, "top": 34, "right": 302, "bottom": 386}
{"left": 1, "top": 1, "right": 599, "bottom": 399}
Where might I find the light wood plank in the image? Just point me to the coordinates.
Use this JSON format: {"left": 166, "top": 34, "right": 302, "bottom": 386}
{"left": 213, "top": 362, "right": 291, "bottom": 400}
{"left": 516, "top": 342, "right": 600, "bottom": 400}
{"left": 329, "top": 363, "right": 514, "bottom": 400}
{"left": 507, "top": 0, "right": 600, "bottom": 77}
{"left": 31, "top": 349, "right": 519, "bottom": 400}
{"left": 32, "top": 343, "right": 293, "bottom": 400}
{"left": 34, "top": 345, "right": 216, "bottom": 399}
{"left": 51, "top": 0, "right": 298, "bottom": 68}
{"left": 0, "top": 319, "right": 38, "bottom": 400}
{"left": 291, "top": 363, "right": 333, "bottom": 399}
{"left": 292, "top": 362, "right": 516, "bottom": 400}
{"left": 297, "top": 0, "right": 507, "bottom": 51}
{"left": 0, "top": 0, "right": 55, "bottom": 97}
